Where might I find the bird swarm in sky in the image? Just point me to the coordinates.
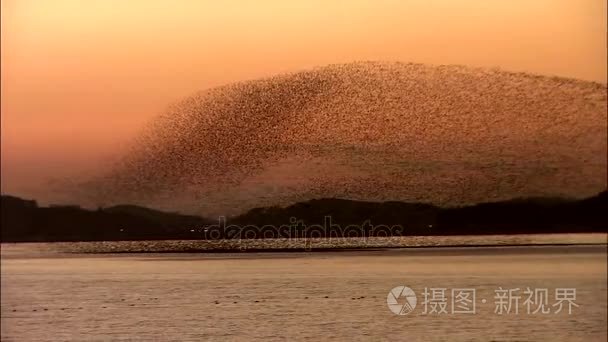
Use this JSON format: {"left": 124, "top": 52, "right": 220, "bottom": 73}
{"left": 88, "top": 62, "right": 607, "bottom": 215}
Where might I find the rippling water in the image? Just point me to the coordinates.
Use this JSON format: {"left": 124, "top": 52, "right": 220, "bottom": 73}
{"left": 2, "top": 235, "right": 607, "bottom": 341}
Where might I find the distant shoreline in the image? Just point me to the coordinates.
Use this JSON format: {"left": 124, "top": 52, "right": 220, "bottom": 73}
{"left": 2, "top": 233, "right": 605, "bottom": 256}
{"left": 2, "top": 191, "right": 607, "bottom": 243}
{"left": 68, "top": 242, "right": 608, "bottom": 255}
{"left": 2, "top": 242, "right": 606, "bottom": 261}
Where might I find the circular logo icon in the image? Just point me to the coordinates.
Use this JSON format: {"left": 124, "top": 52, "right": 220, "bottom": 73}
{"left": 387, "top": 286, "right": 417, "bottom": 315}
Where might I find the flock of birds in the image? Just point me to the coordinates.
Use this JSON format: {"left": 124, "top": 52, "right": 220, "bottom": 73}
{"left": 87, "top": 61, "right": 607, "bottom": 215}
{"left": 6, "top": 294, "right": 373, "bottom": 314}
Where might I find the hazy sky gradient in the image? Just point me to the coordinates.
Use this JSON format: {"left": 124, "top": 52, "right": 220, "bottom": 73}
{"left": 1, "top": 0, "right": 606, "bottom": 200}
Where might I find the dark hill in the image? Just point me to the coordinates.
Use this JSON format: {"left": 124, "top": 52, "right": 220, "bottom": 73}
{"left": 3, "top": 191, "right": 604, "bottom": 242}
{"left": 229, "top": 192, "right": 607, "bottom": 237}
{"left": 1, "top": 196, "right": 211, "bottom": 242}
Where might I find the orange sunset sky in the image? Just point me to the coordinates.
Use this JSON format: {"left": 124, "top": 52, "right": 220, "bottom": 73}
{"left": 1, "top": 0, "right": 607, "bottom": 201}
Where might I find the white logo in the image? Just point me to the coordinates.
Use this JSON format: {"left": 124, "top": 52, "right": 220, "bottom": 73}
{"left": 387, "top": 286, "right": 417, "bottom": 315}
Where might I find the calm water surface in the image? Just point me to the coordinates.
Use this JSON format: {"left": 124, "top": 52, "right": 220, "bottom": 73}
{"left": 1, "top": 235, "right": 607, "bottom": 341}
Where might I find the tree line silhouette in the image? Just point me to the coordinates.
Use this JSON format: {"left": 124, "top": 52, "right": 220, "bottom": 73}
{"left": 1, "top": 191, "right": 606, "bottom": 242}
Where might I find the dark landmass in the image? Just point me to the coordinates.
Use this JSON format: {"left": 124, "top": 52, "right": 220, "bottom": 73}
{"left": 1, "top": 196, "right": 210, "bottom": 242}
{"left": 1, "top": 191, "right": 606, "bottom": 242}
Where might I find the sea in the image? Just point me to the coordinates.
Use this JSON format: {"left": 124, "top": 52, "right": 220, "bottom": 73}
{"left": 1, "top": 234, "right": 606, "bottom": 341}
